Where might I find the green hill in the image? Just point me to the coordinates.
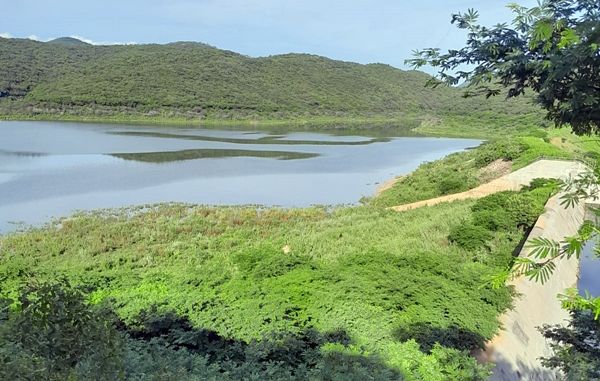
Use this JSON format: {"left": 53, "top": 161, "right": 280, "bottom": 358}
{"left": 0, "top": 37, "right": 542, "bottom": 127}
{"left": 46, "top": 37, "right": 91, "bottom": 46}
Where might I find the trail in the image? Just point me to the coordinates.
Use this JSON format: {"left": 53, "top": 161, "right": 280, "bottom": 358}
{"left": 390, "top": 159, "right": 587, "bottom": 212}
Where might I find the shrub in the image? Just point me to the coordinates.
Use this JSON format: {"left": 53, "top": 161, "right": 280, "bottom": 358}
{"left": 448, "top": 223, "right": 493, "bottom": 250}
{"left": 525, "top": 178, "right": 562, "bottom": 192}
{"left": 540, "top": 311, "right": 600, "bottom": 380}
{"left": 473, "top": 140, "right": 525, "bottom": 167}
{"left": 0, "top": 280, "right": 123, "bottom": 381}
{"left": 471, "top": 191, "right": 546, "bottom": 232}
{"left": 438, "top": 172, "right": 472, "bottom": 194}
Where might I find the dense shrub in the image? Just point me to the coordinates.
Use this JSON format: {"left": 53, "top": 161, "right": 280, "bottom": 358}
{"left": 448, "top": 223, "right": 493, "bottom": 250}
{"left": 0, "top": 281, "right": 123, "bottom": 381}
{"left": 0, "top": 281, "right": 405, "bottom": 381}
{"left": 438, "top": 172, "right": 473, "bottom": 194}
{"left": 447, "top": 183, "right": 557, "bottom": 260}
{"left": 472, "top": 140, "right": 525, "bottom": 167}
{"left": 471, "top": 191, "right": 547, "bottom": 232}
{"left": 0, "top": 204, "right": 510, "bottom": 380}
{"left": 374, "top": 136, "right": 573, "bottom": 208}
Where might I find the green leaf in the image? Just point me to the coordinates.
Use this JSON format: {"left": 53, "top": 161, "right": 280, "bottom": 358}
{"left": 526, "top": 237, "right": 561, "bottom": 259}
{"left": 531, "top": 19, "right": 553, "bottom": 44}
{"left": 558, "top": 29, "right": 581, "bottom": 49}
{"left": 525, "top": 261, "right": 556, "bottom": 284}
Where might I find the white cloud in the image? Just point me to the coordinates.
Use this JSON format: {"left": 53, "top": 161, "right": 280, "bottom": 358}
{"left": 69, "top": 34, "right": 137, "bottom": 45}
{"left": 0, "top": 32, "right": 136, "bottom": 45}
{"left": 70, "top": 35, "right": 95, "bottom": 44}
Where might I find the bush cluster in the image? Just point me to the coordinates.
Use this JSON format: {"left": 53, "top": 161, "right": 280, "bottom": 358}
{"left": 0, "top": 281, "right": 404, "bottom": 381}
{"left": 448, "top": 182, "right": 557, "bottom": 252}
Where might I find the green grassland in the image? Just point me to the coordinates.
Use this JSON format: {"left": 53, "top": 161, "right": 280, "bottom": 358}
{"left": 0, "top": 180, "right": 560, "bottom": 379}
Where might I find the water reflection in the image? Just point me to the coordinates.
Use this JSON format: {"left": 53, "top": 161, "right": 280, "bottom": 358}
{"left": 579, "top": 235, "right": 600, "bottom": 297}
{"left": 112, "top": 149, "right": 319, "bottom": 163}
{"left": 109, "top": 131, "right": 390, "bottom": 146}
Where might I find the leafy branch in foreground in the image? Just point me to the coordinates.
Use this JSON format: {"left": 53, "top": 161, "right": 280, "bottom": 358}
{"left": 408, "top": 0, "right": 600, "bottom": 136}
{"left": 508, "top": 192, "right": 600, "bottom": 319}
{"left": 540, "top": 310, "right": 600, "bottom": 379}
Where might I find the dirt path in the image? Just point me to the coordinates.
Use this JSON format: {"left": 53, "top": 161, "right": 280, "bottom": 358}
{"left": 390, "top": 160, "right": 587, "bottom": 212}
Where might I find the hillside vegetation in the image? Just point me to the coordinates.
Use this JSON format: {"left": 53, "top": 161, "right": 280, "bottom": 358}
{"left": 0, "top": 37, "right": 542, "bottom": 128}
{"left": 372, "top": 136, "right": 572, "bottom": 207}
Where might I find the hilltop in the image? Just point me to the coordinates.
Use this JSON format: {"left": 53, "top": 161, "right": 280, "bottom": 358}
{"left": 46, "top": 37, "right": 91, "bottom": 46}
{"left": 0, "top": 37, "right": 541, "bottom": 130}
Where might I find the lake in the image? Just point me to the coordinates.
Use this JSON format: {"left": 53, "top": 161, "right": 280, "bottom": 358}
{"left": 0, "top": 121, "right": 480, "bottom": 234}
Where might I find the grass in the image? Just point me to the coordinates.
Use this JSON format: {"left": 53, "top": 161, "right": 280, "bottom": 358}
{"left": 373, "top": 133, "right": 574, "bottom": 208}
{"left": 413, "top": 112, "right": 548, "bottom": 139}
{"left": 1, "top": 200, "right": 527, "bottom": 380}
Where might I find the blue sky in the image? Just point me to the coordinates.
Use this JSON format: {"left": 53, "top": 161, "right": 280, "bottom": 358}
{"left": 1, "top": 0, "right": 536, "bottom": 70}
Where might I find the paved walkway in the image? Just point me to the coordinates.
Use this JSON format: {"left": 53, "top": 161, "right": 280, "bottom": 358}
{"left": 390, "top": 160, "right": 587, "bottom": 212}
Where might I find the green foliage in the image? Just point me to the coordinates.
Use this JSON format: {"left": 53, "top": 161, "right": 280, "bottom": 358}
{"left": 540, "top": 311, "right": 600, "bottom": 380}
{"left": 0, "top": 280, "right": 123, "bottom": 380}
{"left": 372, "top": 140, "right": 521, "bottom": 207}
{"left": 470, "top": 190, "right": 549, "bottom": 232}
{"left": 0, "top": 280, "right": 408, "bottom": 380}
{"left": 472, "top": 140, "right": 525, "bottom": 167}
{"left": 0, "top": 202, "right": 512, "bottom": 380}
{"left": 448, "top": 223, "right": 493, "bottom": 251}
{"left": 447, "top": 184, "right": 556, "bottom": 275}
{"left": 374, "top": 136, "right": 571, "bottom": 208}
{"left": 409, "top": 0, "right": 600, "bottom": 135}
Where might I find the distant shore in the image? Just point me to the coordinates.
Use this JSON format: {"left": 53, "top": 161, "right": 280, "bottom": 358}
{"left": 0, "top": 113, "right": 421, "bottom": 129}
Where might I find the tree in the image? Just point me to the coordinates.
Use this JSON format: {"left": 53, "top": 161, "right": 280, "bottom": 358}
{"left": 540, "top": 310, "right": 600, "bottom": 379}
{"left": 0, "top": 280, "right": 123, "bottom": 380}
{"left": 408, "top": 0, "right": 600, "bottom": 136}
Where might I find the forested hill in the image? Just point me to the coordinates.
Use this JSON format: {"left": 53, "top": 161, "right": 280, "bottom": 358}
{"left": 0, "top": 37, "right": 539, "bottom": 123}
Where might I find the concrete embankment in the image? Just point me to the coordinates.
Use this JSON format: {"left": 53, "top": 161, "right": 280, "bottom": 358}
{"left": 482, "top": 193, "right": 586, "bottom": 380}
{"left": 387, "top": 159, "right": 592, "bottom": 379}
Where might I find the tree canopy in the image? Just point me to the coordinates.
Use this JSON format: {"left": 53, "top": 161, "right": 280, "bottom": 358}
{"left": 408, "top": 0, "right": 600, "bottom": 135}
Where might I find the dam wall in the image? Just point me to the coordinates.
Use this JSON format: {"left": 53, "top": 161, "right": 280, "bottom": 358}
{"left": 485, "top": 194, "right": 587, "bottom": 381}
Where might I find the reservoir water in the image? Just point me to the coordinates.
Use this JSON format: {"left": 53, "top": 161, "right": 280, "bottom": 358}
{"left": 0, "top": 121, "right": 480, "bottom": 234}
{"left": 579, "top": 236, "right": 600, "bottom": 297}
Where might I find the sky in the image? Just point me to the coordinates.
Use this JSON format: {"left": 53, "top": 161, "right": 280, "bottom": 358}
{"left": 1, "top": 0, "right": 537, "bottom": 70}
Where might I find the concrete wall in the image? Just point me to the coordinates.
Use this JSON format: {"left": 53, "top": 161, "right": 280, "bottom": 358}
{"left": 483, "top": 194, "right": 587, "bottom": 381}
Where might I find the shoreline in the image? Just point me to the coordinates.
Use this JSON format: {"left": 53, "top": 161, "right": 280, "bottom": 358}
{"left": 0, "top": 114, "right": 419, "bottom": 129}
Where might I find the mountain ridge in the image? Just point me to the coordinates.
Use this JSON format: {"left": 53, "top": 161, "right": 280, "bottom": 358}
{"left": 0, "top": 36, "right": 540, "bottom": 123}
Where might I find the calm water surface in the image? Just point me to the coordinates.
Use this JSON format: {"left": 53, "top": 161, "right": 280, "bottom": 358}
{"left": 0, "top": 121, "right": 481, "bottom": 233}
{"left": 579, "top": 235, "right": 600, "bottom": 297}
